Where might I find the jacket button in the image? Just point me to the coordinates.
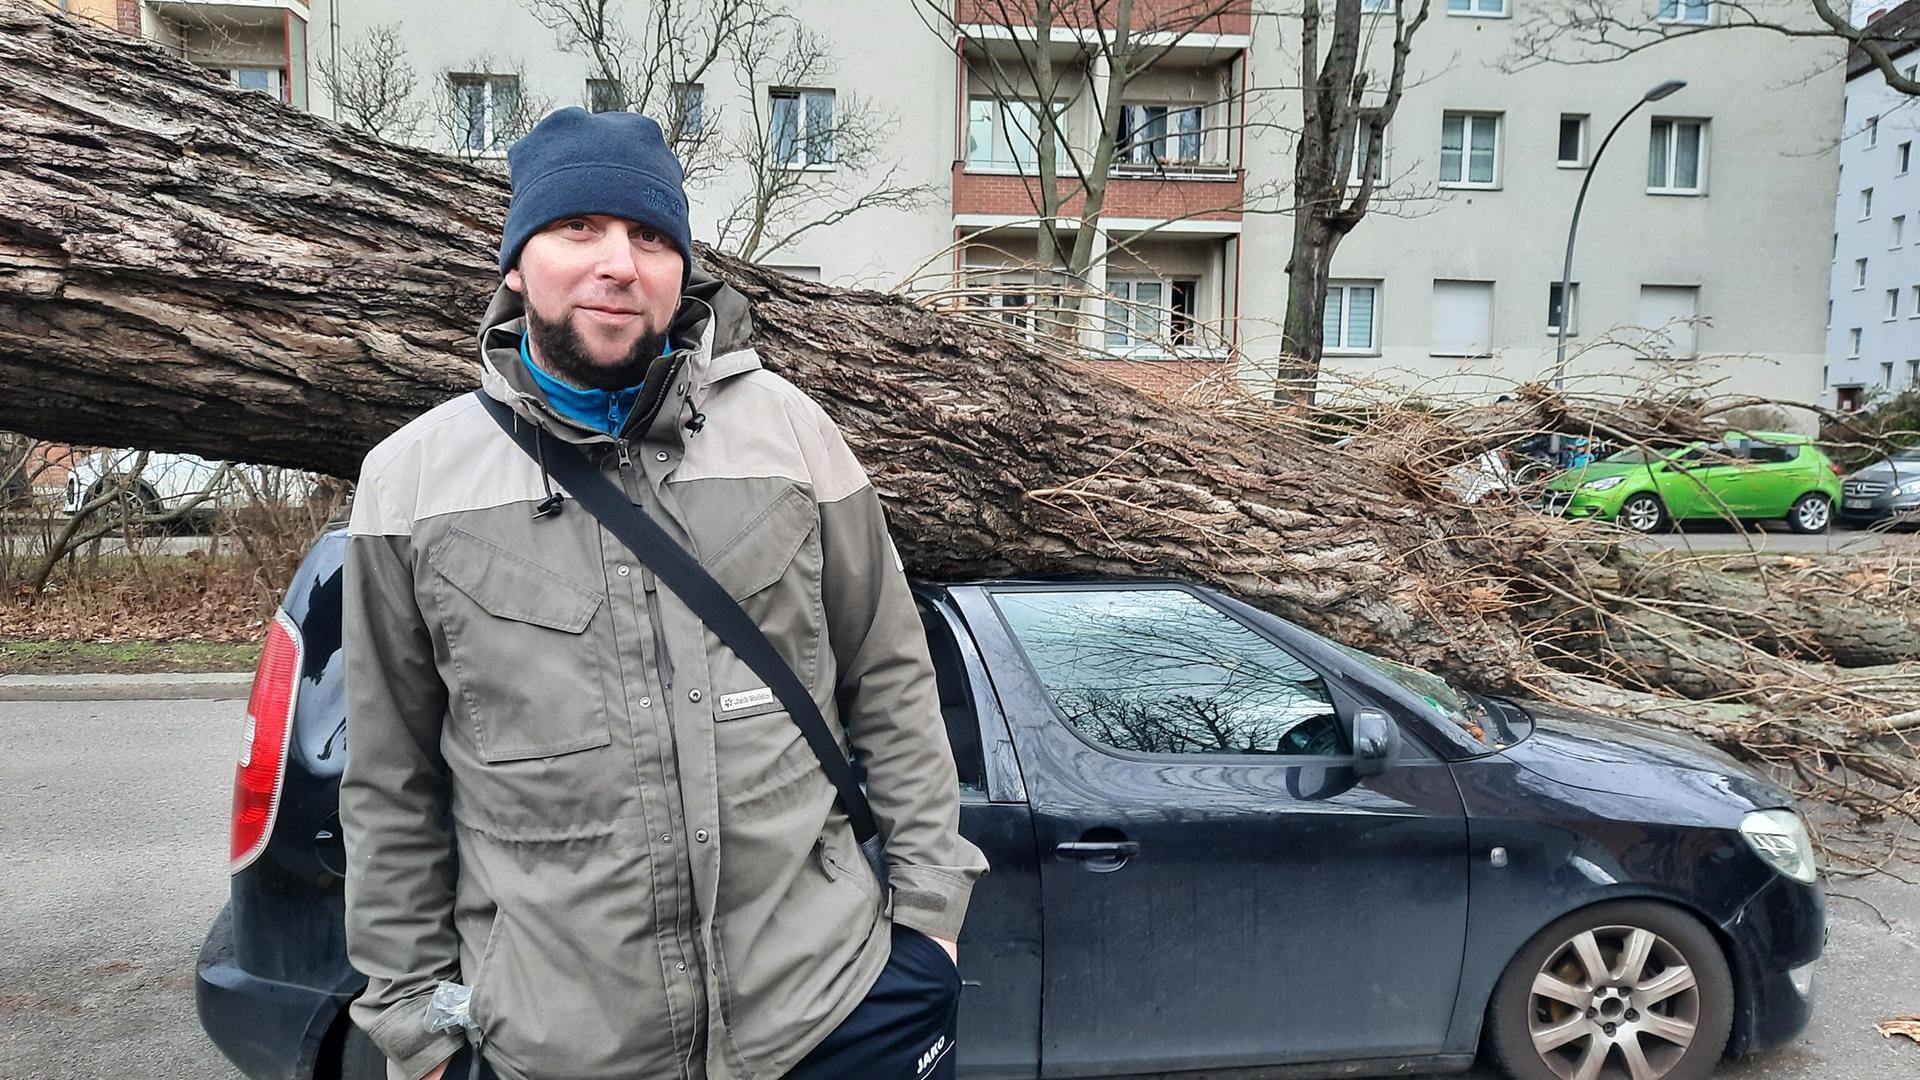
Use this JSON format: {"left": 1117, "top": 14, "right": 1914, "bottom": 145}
{"left": 639, "top": 696, "right": 651, "bottom": 708}
{"left": 696, "top": 830, "right": 710, "bottom": 843}
{"left": 616, "top": 565, "right": 630, "bottom": 577}
{"left": 656, "top": 451, "right": 670, "bottom": 462}
{"left": 688, "top": 689, "right": 702, "bottom": 702}
{"left": 677, "top": 961, "right": 687, "bottom": 972}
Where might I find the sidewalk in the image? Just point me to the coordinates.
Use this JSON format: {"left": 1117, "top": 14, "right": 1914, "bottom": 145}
{"left": 0, "top": 671, "right": 251, "bottom": 701}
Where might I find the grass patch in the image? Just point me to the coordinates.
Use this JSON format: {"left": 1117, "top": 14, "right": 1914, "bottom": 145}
{"left": 0, "top": 639, "right": 261, "bottom": 675}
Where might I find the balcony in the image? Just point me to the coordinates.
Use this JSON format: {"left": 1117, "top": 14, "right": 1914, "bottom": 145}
{"left": 147, "top": 0, "right": 306, "bottom": 30}
{"left": 956, "top": 0, "right": 1252, "bottom": 37}
{"left": 953, "top": 164, "right": 1244, "bottom": 232}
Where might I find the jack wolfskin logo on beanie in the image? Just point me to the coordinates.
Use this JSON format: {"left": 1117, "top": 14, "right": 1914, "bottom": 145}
{"left": 498, "top": 107, "right": 695, "bottom": 280}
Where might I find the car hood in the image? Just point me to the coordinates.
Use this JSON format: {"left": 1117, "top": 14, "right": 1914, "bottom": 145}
{"left": 1849, "top": 460, "right": 1918, "bottom": 483}
{"left": 1498, "top": 699, "right": 1790, "bottom": 811}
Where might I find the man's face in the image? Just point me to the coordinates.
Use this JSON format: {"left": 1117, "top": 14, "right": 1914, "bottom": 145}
{"left": 506, "top": 215, "right": 683, "bottom": 390}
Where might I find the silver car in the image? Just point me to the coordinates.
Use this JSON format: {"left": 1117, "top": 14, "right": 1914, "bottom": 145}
{"left": 1839, "top": 446, "right": 1920, "bottom": 525}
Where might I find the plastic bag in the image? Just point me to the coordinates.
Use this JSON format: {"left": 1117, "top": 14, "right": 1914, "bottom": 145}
{"left": 423, "top": 981, "right": 476, "bottom": 1033}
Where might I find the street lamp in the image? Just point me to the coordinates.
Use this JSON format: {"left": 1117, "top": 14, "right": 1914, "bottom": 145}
{"left": 1551, "top": 79, "right": 1689, "bottom": 411}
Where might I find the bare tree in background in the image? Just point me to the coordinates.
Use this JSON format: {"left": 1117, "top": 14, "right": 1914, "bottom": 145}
{"left": 314, "top": 23, "right": 426, "bottom": 141}
{"left": 1276, "top": 0, "right": 1432, "bottom": 404}
{"left": 519, "top": 0, "right": 754, "bottom": 183}
{"left": 432, "top": 55, "right": 553, "bottom": 168}
{"left": 918, "top": 3, "right": 1254, "bottom": 315}
{"left": 714, "top": 17, "right": 936, "bottom": 261}
{"left": 1505, "top": 0, "right": 1908, "bottom": 87}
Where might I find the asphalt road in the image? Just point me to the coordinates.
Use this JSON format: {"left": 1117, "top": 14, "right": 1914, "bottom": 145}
{"left": 1623, "top": 520, "right": 1919, "bottom": 555}
{"left": 1, "top": 697, "right": 1916, "bottom": 1080}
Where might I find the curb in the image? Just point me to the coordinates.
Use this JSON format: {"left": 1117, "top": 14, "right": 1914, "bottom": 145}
{"left": 0, "top": 671, "right": 253, "bottom": 702}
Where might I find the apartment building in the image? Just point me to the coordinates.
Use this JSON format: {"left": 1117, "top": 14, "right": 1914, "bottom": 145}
{"left": 290, "top": 1, "right": 1841, "bottom": 409}
{"left": 1828, "top": 0, "right": 1920, "bottom": 412}
{"left": 52, "top": 0, "right": 313, "bottom": 104}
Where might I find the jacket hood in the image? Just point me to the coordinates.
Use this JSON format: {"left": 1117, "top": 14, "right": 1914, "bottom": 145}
{"left": 476, "top": 261, "right": 759, "bottom": 447}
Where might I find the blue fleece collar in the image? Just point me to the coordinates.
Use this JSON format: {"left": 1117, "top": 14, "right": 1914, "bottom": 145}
{"left": 520, "top": 333, "right": 647, "bottom": 435}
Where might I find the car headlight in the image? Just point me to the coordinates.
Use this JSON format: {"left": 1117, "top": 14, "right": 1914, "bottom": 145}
{"left": 1580, "top": 476, "right": 1627, "bottom": 491}
{"left": 1740, "top": 808, "right": 1817, "bottom": 884}
{"left": 1898, "top": 482, "right": 1920, "bottom": 497}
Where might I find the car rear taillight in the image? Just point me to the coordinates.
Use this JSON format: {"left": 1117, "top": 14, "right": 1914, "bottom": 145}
{"left": 231, "top": 610, "right": 303, "bottom": 873}
{"left": 1831, "top": 463, "right": 1845, "bottom": 477}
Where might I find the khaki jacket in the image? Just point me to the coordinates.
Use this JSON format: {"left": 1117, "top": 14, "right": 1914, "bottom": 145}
{"left": 340, "top": 269, "right": 988, "bottom": 1080}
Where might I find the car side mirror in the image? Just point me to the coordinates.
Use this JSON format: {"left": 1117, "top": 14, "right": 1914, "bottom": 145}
{"left": 1351, "top": 709, "right": 1396, "bottom": 777}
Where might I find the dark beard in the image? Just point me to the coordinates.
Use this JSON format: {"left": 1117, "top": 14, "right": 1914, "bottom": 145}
{"left": 524, "top": 302, "right": 668, "bottom": 391}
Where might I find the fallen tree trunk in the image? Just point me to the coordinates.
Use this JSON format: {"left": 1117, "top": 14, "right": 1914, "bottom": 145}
{"left": 1, "top": 0, "right": 1916, "bottom": 819}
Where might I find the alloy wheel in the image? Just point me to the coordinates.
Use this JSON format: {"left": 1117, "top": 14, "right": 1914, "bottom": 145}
{"left": 1525, "top": 924, "right": 1701, "bottom": 1080}
{"left": 1620, "top": 496, "right": 1664, "bottom": 533}
{"left": 1794, "top": 496, "right": 1830, "bottom": 533}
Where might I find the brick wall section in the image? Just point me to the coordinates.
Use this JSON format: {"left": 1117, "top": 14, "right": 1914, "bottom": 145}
{"left": 115, "top": 0, "right": 139, "bottom": 35}
{"left": 1078, "top": 358, "right": 1226, "bottom": 399}
{"left": 954, "top": 164, "right": 1244, "bottom": 221}
{"left": 956, "top": 0, "right": 1253, "bottom": 35}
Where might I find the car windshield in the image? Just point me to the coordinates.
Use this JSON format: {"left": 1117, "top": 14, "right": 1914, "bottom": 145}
{"left": 1295, "top": 630, "right": 1517, "bottom": 750}
{"left": 1893, "top": 447, "right": 1920, "bottom": 462}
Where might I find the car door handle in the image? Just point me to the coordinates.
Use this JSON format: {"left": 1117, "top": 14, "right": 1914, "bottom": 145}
{"left": 1053, "top": 840, "right": 1141, "bottom": 860}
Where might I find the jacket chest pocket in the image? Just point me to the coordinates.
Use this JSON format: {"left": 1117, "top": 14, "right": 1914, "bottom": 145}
{"left": 427, "top": 527, "right": 613, "bottom": 762}
{"left": 697, "top": 484, "right": 824, "bottom": 723}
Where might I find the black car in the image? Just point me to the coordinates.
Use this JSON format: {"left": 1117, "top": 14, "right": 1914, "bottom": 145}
{"left": 1839, "top": 446, "right": 1920, "bottom": 525}
{"left": 198, "top": 527, "right": 1824, "bottom": 1080}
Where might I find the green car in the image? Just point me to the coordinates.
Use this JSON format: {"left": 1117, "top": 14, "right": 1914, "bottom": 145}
{"left": 1543, "top": 431, "right": 1843, "bottom": 534}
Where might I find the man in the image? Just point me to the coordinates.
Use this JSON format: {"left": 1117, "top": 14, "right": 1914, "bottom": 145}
{"left": 341, "top": 108, "right": 988, "bottom": 1080}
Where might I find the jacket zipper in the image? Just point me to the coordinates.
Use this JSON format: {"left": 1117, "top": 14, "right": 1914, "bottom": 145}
{"left": 616, "top": 437, "right": 675, "bottom": 692}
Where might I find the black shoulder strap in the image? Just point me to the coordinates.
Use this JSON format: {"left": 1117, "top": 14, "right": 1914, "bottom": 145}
{"left": 473, "top": 392, "right": 882, "bottom": 849}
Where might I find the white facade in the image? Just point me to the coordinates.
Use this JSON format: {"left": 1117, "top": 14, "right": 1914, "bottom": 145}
{"left": 298, "top": 1, "right": 1843, "bottom": 411}
{"left": 1828, "top": 32, "right": 1920, "bottom": 411}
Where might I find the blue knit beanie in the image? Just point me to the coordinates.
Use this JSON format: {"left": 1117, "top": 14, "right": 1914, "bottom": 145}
{"left": 498, "top": 108, "right": 693, "bottom": 281}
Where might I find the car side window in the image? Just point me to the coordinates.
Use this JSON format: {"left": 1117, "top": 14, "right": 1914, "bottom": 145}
{"left": 1747, "top": 442, "right": 1799, "bottom": 465}
{"left": 993, "top": 588, "right": 1348, "bottom": 758}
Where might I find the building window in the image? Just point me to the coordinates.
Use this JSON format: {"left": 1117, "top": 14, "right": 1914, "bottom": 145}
{"left": 770, "top": 88, "right": 836, "bottom": 169}
{"left": 1548, "top": 281, "right": 1579, "bottom": 335}
{"left": 1895, "top": 215, "right": 1907, "bottom": 248}
{"left": 1647, "top": 118, "right": 1706, "bottom": 194}
{"left": 1440, "top": 112, "right": 1500, "bottom": 187}
{"left": 1857, "top": 258, "right": 1870, "bottom": 288}
{"left": 1883, "top": 361, "right": 1896, "bottom": 386}
{"left": 673, "top": 82, "right": 705, "bottom": 136}
{"left": 1636, "top": 285, "right": 1700, "bottom": 359}
{"left": 1889, "top": 288, "right": 1902, "bottom": 321}
{"left": 222, "top": 67, "right": 285, "bottom": 99}
{"left": 1827, "top": 299, "right": 1833, "bottom": 328}
{"left": 1848, "top": 328, "right": 1862, "bottom": 360}
{"left": 1117, "top": 103, "right": 1208, "bottom": 168}
{"left": 992, "top": 588, "right": 1344, "bottom": 759}
{"left": 1868, "top": 115, "right": 1881, "bottom": 147}
{"left": 449, "top": 73, "right": 522, "bottom": 153}
{"left": 763, "top": 265, "right": 822, "bottom": 281}
{"left": 1105, "top": 277, "right": 1198, "bottom": 352}
{"left": 1861, "top": 188, "right": 1875, "bottom": 219}
{"left": 1900, "top": 141, "right": 1912, "bottom": 175}
{"left": 1911, "top": 285, "right": 1919, "bottom": 315}
{"left": 1909, "top": 358, "right": 1919, "bottom": 385}
{"left": 1348, "top": 121, "right": 1387, "bottom": 184}
{"left": 587, "top": 78, "right": 625, "bottom": 113}
{"left": 969, "top": 97, "right": 1069, "bottom": 171}
{"left": 1558, "top": 114, "right": 1588, "bottom": 167}
{"left": 1657, "top": 0, "right": 1711, "bottom": 23}
{"left": 1839, "top": 386, "right": 1864, "bottom": 412}
{"left": 1447, "top": 0, "right": 1507, "bottom": 15}
{"left": 1430, "top": 279, "right": 1494, "bottom": 357}
{"left": 1833, "top": 232, "right": 1839, "bottom": 263}
{"left": 1361, "top": 0, "right": 1393, "bottom": 10}
{"left": 1324, "top": 281, "right": 1380, "bottom": 353}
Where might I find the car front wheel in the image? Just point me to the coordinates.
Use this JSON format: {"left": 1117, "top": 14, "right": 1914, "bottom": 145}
{"left": 1616, "top": 493, "right": 1669, "bottom": 534}
{"left": 1787, "top": 493, "right": 1832, "bottom": 534}
{"left": 1485, "top": 900, "right": 1733, "bottom": 1080}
